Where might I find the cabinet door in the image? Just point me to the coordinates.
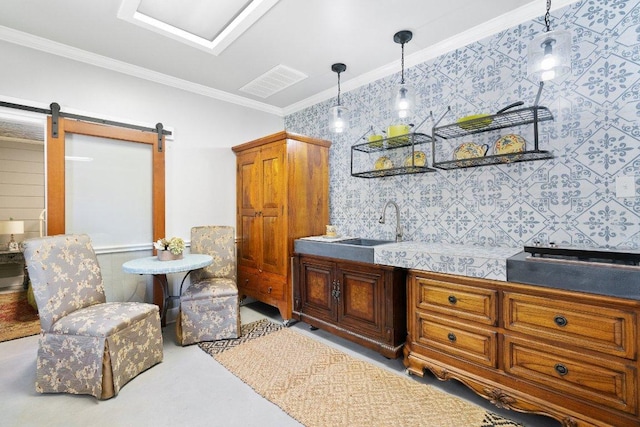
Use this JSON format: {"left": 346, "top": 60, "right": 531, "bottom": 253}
{"left": 236, "top": 149, "right": 261, "bottom": 270}
{"left": 336, "top": 262, "right": 384, "bottom": 339}
{"left": 259, "top": 143, "right": 286, "bottom": 276}
{"left": 299, "top": 256, "right": 336, "bottom": 322}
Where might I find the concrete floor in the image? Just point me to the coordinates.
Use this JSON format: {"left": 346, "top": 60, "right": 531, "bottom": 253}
{"left": 0, "top": 302, "right": 559, "bottom": 427}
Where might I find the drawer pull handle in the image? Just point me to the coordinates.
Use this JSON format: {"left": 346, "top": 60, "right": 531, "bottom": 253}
{"left": 554, "top": 363, "right": 569, "bottom": 376}
{"left": 447, "top": 332, "right": 457, "bottom": 342}
{"left": 554, "top": 315, "right": 568, "bottom": 327}
{"left": 268, "top": 287, "right": 272, "bottom": 294}
{"left": 448, "top": 295, "right": 457, "bottom": 304}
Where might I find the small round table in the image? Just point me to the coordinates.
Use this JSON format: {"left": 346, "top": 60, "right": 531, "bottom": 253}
{"left": 122, "top": 254, "right": 213, "bottom": 326}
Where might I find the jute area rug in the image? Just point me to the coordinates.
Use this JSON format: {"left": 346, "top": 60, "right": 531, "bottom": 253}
{"left": 0, "top": 291, "right": 40, "bottom": 342}
{"left": 200, "top": 320, "right": 523, "bottom": 427}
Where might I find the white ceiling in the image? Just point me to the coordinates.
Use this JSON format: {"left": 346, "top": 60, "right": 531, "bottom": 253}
{"left": 0, "top": 0, "right": 577, "bottom": 117}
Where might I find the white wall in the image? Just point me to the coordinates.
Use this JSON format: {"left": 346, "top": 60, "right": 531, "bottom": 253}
{"left": 0, "top": 40, "right": 283, "bottom": 305}
{"left": 0, "top": 40, "right": 283, "bottom": 235}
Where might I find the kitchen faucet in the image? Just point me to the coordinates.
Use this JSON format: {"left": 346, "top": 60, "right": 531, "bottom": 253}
{"left": 379, "top": 201, "right": 403, "bottom": 242}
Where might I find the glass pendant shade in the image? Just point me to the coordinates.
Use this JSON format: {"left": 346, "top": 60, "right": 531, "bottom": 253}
{"left": 391, "top": 30, "right": 415, "bottom": 119}
{"left": 328, "top": 105, "right": 349, "bottom": 133}
{"left": 528, "top": 29, "right": 571, "bottom": 81}
{"left": 391, "top": 83, "right": 415, "bottom": 119}
{"left": 328, "top": 62, "right": 348, "bottom": 133}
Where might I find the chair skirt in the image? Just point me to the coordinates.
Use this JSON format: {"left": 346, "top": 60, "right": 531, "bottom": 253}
{"left": 176, "top": 279, "right": 240, "bottom": 346}
{"left": 36, "top": 302, "right": 163, "bottom": 399}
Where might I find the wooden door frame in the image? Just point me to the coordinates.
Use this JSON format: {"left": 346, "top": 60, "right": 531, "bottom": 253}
{"left": 46, "top": 117, "right": 165, "bottom": 242}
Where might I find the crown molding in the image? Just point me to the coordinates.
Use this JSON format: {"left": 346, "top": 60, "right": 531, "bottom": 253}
{"left": 0, "top": 25, "right": 284, "bottom": 117}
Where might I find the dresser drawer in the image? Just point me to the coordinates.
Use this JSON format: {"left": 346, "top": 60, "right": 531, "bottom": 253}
{"left": 414, "top": 275, "right": 497, "bottom": 326}
{"left": 503, "top": 291, "right": 637, "bottom": 359}
{"left": 415, "top": 312, "right": 497, "bottom": 368}
{"left": 504, "top": 335, "right": 638, "bottom": 415}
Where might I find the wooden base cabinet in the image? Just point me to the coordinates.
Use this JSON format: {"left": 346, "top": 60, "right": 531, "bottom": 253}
{"left": 233, "top": 132, "right": 330, "bottom": 323}
{"left": 292, "top": 254, "right": 407, "bottom": 358}
{"left": 404, "top": 270, "right": 640, "bottom": 427}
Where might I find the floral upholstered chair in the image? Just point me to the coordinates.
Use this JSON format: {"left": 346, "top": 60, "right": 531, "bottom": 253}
{"left": 175, "top": 226, "right": 240, "bottom": 346}
{"left": 23, "top": 234, "right": 163, "bottom": 399}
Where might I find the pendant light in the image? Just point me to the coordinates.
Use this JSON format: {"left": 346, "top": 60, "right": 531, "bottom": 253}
{"left": 328, "top": 63, "right": 349, "bottom": 133}
{"left": 527, "top": 0, "right": 571, "bottom": 81}
{"left": 391, "top": 30, "right": 416, "bottom": 119}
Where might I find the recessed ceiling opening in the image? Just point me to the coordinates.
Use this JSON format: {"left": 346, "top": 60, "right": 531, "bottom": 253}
{"left": 118, "top": 0, "right": 280, "bottom": 56}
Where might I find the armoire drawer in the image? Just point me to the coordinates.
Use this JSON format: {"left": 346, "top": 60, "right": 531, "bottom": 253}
{"left": 414, "top": 275, "right": 497, "bottom": 326}
{"left": 503, "top": 291, "right": 637, "bottom": 359}
{"left": 504, "top": 335, "right": 638, "bottom": 415}
{"left": 238, "top": 269, "right": 285, "bottom": 300}
{"left": 415, "top": 312, "right": 497, "bottom": 368}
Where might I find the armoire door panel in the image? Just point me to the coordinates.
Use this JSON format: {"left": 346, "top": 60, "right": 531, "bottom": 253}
{"left": 239, "top": 215, "right": 260, "bottom": 269}
{"left": 238, "top": 150, "right": 260, "bottom": 212}
{"left": 260, "top": 144, "right": 284, "bottom": 210}
{"left": 261, "top": 215, "right": 284, "bottom": 274}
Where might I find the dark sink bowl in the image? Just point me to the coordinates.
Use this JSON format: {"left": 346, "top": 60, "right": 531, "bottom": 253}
{"left": 294, "top": 238, "right": 395, "bottom": 264}
{"left": 333, "top": 238, "right": 395, "bottom": 246}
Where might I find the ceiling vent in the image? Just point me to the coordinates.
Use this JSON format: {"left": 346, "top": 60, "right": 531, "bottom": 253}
{"left": 240, "top": 64, "right": 307, "bottom": 98}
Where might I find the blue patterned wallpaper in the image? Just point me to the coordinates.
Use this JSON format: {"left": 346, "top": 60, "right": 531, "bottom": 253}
{"left": 285, "top": 0, "right": 640, "bottom": 250}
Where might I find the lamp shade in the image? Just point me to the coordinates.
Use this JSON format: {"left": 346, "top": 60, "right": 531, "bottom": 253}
{"left": 528, "top": 29, "right": 571, "bottom": 81}
{"left": 0, "top": 220, "right": 24, "bottom": 235}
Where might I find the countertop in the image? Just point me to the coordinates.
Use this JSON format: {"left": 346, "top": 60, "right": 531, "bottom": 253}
{"left": 296, "top": 237, "right": 521, "bottom": 281}
{"left": 296, "top": 237, "right": 640, "bottom": 299}
{"left": 374, "top": 241, "right": 520, "bottom": 281}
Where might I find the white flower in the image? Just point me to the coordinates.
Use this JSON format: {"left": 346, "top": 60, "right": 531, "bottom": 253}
{"left": 153, "top": 237, "right": 185, "bottom": 255}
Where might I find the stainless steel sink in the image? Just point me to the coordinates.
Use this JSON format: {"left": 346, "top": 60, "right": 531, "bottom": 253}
{"left": 294, "top": 238, "right": 394, "bottom": 263}
{"left": 332, "top": 238, "right": 394, "bottom": 246}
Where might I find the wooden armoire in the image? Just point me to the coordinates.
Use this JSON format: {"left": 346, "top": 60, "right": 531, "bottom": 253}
{"left": 232, "top": 131, "right": 330, "bottom": 323}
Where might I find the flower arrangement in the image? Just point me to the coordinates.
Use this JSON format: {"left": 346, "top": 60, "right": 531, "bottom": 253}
{"left": 153, "top": 237, "right": 185, "bottom": 255}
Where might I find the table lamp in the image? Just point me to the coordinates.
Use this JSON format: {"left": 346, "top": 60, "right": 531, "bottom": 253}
{"left": 0, "top": 219, "right": 24, "bottom": 251}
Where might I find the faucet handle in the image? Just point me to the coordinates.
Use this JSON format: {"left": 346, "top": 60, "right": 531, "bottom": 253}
{"left": 378, "top": 216, "right": 385, "bottom": 224}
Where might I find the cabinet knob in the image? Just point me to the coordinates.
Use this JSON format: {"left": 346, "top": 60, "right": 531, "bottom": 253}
{"left": 554, "top": 315, "right": 568, "bottom": 327}
{"left": 448, "top": 295, "right": 457, "bottom": 305}
{"left": 447, "top": 332, "right": 457, "bottom": 342}
{"left": 267, "top": 286, "right": 272, "bottom": 294}
{"left": 554, "top": 363, "right": 569, "bottom": 376}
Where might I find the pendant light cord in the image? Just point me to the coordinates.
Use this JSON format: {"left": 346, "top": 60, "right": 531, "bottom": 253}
{"left": 400, "top": 42, "right": 406, "bottom": 84}
{"left": 337, "top": 71, "right": 342, "bottom": 106}
{"left": 544, "top": 0, "right": 552, "bottom": 32}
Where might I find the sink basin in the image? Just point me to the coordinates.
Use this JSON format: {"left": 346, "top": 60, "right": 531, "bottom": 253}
{"left": 333, "top": 238, "right": 395, "bottom": 246}
{"left": 294, "top": 238, "right": 394, "bottom": 263}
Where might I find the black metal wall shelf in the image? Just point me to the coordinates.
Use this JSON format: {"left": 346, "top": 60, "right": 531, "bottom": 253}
{"left": 434, "top": 150, "right": 553, "bottom": 170}
{"left": 432, "top": 106, "right": 554, "bottom": 170}
{"left": 351, "top": 132, "right": 436, "bottom": 178}
{"left": 433, "top": 106, "right": 553, "bottom": 139}
{"left": 352, "top": 132, "right": 431, "bottom": 153}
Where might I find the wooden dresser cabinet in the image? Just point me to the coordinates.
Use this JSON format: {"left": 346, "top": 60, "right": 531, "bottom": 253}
{"left": 293, "top": 253, "right": 407, "bottom": 358}
{"left": 232, "top": 132, "right": 330, "bottom": 323}
{"left": 404, "top": 270, "right": 640, "bottom": 427}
